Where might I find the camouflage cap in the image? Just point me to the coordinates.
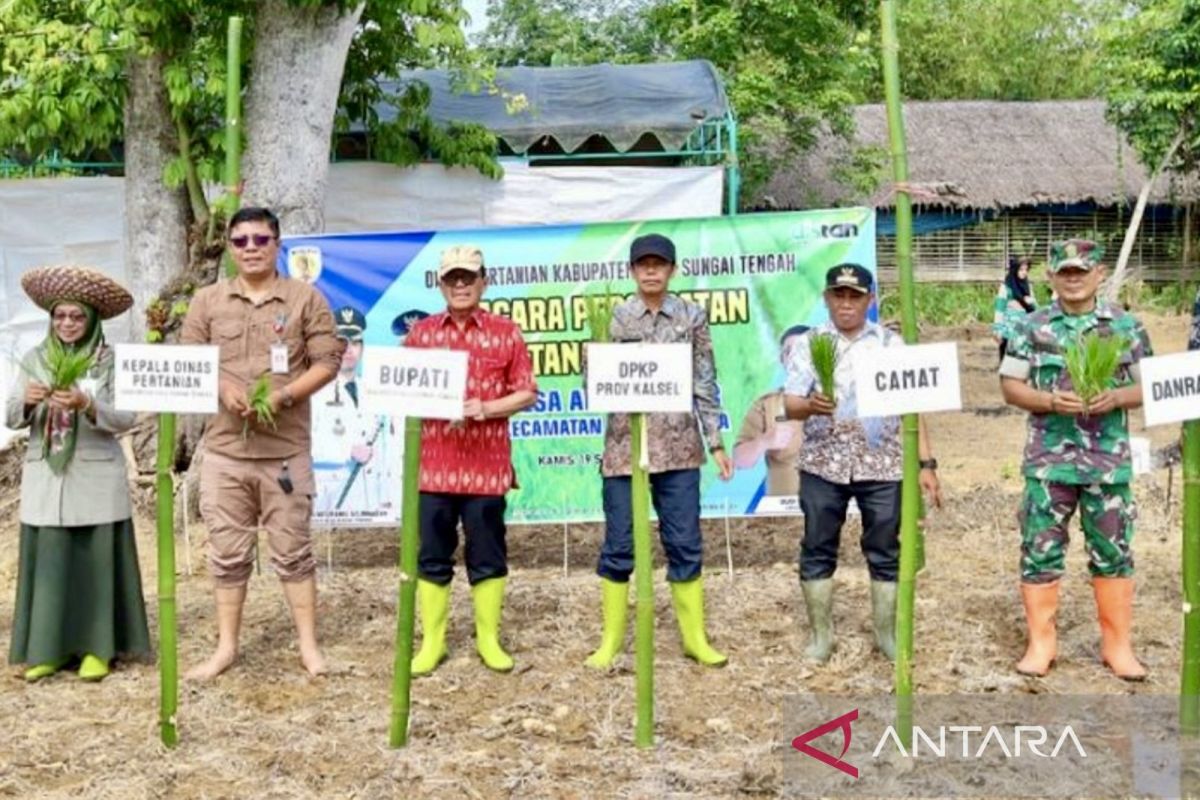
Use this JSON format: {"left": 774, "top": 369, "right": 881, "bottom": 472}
{"left": 1049, "top": 239, "right": 1104, "bottom": 273}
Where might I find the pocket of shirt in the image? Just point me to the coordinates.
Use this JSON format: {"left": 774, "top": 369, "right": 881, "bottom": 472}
{"left": 1029, "top": 349, "right": 1066, "bottom": 391}
{"left": 212, "top": 318, "right": 243, "bottom": 338}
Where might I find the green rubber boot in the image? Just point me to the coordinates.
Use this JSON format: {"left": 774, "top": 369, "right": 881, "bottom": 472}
{"left": 78, "top": 654, "right": 110, "bottom": 682}
{"left": 24, "top": 657, "right": 70, "bottom": 683}
{"left": 801, "top": 579, "right": 836, "bottom": 663}
{"left": 471, "top": 577, "right": 514, "bottom": 673}
{"left": 411, "top": 579, "right": 451, "bottom": 676}
{"left": 669, "top": 577, "right": 727, "bottom": 667}
{"left": 870, "top": 580, "right": 898, "bottom": 660}
{"left": 585, "top": 578, "right": 629, "bottom": 669}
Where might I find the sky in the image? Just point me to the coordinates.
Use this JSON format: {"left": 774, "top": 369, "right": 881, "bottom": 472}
{"left": 461, "top": 0, "right": 489, "bottom": 35}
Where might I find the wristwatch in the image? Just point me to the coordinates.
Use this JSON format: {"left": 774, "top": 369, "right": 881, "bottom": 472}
{"left": 919, "top": 458, "right": 938, "bottom": 471}
{"left": 280, "top": 386, "right": 295, "bottom": 409}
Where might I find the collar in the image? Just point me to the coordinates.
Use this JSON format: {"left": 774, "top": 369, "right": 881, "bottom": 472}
{"left": 821, "top": 319, "right": 885, "bottom": 343}
{"left": 438, "top": 306, "right": 488, "bottom": 329}
{"left": 226, "top": 273, "right": 287, "bottom": 303}
{"left": 629, "top": 293, "right": 681, "bottom": 319}
{"left": 1047, "top": 300, "right": 1112, "bottom": 321}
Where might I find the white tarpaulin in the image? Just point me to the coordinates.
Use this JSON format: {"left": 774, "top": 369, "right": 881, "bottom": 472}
{"left": 0, "top": 163, "right": 723, "bottom": 447}
{"left": 322, "top": 162, "right": 724, "bottom": 232}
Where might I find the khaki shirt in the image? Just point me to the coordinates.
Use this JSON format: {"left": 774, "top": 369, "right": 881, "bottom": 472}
{"left": 734, "top": 390, "right": 802, "bottom": 497}
{"left": 181, "top": 275, "right": 344, "bottom": 459}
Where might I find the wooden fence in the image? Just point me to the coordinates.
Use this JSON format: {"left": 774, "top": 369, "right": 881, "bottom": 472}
{"left": 878, "top": 207, "right": 1199, "bottom": 284}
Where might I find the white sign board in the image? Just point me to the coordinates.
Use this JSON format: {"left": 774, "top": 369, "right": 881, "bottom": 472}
{"left": 114, "top": 344, "right": 220, "bottom": 413}
{"left": 755, "top": 496, "right": 861, "bottom": 517}
{"left": 360, "top": 346, "right": 467, "bottom": 420}
{"left": 1139, "top": 350, "right": 1200, "bottom": 427}
{"left": 585, "top": 343, "right": 693, "bottom": 413}
{"left": 853, "top": 341, "right": 962, "bottom": 417}
{"left": 1130, "top": 436, "right": 1152, "bottom": 476}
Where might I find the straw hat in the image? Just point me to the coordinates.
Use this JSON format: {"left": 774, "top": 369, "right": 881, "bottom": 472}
{"left": 21, "top": 265, "right": 134, "bottom": 320}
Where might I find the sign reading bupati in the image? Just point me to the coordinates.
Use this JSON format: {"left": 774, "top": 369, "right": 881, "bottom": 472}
{"left": 113, "top": 344, "right": 219, "bottom": 413}
{"left": 1139, "top": 350, "right": 1200, "bottom": 426}
{"left": 361, "top": 346, "right": 468, "bottom": 420}
{"left": 853, "top": 342, "right": 962, "bottom": 417}
{"left": 585, "top": 343, "right": 692, "bottom": 413}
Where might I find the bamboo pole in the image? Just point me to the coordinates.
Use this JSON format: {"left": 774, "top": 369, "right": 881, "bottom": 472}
{"left": 390, "top": 417, "right": 423, "bottom": 748}
{"left": 1182, "top": 419, "right": 1200, "bottom": 735}
{"left": 631, "top": 412, "right": 654, "bottom": 748}
{"left": 879, "top": 0, "right": 919, "bottom": 745}
{"left": 222, "top": 16, "right": 243, "bottom": 278}
{"left": 1105, "top": 128, "right": 1185, "bottom": 305}
{"left": 156, "top": 412, "right": 178, "bottom": 747}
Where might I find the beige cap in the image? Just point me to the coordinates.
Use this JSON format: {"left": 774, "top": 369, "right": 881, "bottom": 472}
{"left": 438, "top": 245, "right": 484, "bottom": 278}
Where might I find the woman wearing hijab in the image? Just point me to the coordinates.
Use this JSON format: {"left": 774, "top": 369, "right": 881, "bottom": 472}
{"left": 6, "top": 265, "right": 150, "bottom": 682}
{"left": 992, "top": 254, "right": 1037, "bottom": 361}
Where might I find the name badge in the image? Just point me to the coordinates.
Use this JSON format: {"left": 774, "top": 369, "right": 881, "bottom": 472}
{"left": 270, "top": 344, "right": 289, "bottom": 374}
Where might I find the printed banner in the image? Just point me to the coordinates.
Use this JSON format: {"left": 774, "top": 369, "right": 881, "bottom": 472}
{"left": 281, "top": 208, "right": 877, "bottom": 524}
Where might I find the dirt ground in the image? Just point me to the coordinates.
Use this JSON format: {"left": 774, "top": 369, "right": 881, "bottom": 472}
{"left": 0, "top": 313, "right": 1192, "bottom": 799}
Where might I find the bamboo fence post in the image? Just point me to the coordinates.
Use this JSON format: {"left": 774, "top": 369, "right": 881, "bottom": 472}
{"left": 156, "top": 413, "right": 178, "bottom": 747}
{"left": 1181, "top": 420, "right": 1200, "bottom": 735}
{"left": 631, "top": 412, "right": 654, "bottom": 748}
{"left": 390, "top": 416, "right": 423, "bottom": 747}
{"left": 880, "top": 0, "right": 919, "bottom": 746}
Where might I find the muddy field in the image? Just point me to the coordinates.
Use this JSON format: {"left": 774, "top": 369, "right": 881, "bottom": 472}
{"left": 0, "top": 313, "right": 1191, "bottom": 799}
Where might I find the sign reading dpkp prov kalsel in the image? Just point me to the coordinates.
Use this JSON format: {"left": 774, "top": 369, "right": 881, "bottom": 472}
{"left": 114, "top": 344, "right": 220, "bottom": 413}
{"left": 852, "top": 341, "right": 962, "bottom": 417}
{"left": 586, "top": 343, "right": 693, "bottom": 413}
{"left": 361, "top": 346, "right": 468, "bottom": 420}
{"left": 1139, "top": 350, "right": 1200, "bottom": 427}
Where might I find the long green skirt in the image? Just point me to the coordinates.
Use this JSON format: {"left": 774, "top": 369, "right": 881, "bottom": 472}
{"left": 8, "top": 519, "right": 151, "bottom": 666}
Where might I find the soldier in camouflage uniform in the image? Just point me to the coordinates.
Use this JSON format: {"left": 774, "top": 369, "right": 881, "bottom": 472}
{"left": 999, "top": 239, "right": 1150, "bottom": 681}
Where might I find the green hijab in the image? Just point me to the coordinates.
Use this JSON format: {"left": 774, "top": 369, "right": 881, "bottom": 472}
{"left": 34, "top": 301, "right": 104, "bottom": 474}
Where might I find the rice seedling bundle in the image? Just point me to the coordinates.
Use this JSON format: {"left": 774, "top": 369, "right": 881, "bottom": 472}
{"left": 809, "top": 332, "right": 838, "bottom": 402}
{"left": 1063, "top": 332, "right": 1128, "bottom": 408}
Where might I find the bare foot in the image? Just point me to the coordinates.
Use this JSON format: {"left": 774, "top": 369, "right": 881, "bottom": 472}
{"left": 299, "top": 644, "right": 327, "bottom": 678}
{"left": 185, "top": 648, "right": 237, "bottom": 681}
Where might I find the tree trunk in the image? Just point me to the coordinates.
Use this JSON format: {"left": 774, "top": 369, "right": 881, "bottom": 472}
{"left": 123, "top": 52, "right": 190, "bottom": 338}
{"left": 241, "top": 0, "right": 365, "bottom": 236}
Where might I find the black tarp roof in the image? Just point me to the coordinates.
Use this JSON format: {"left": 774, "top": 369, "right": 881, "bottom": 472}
{"left": 375, "top": 60, "right": 730, "bottom": 154}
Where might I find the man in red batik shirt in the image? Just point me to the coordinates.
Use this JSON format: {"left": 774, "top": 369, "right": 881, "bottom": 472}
{"left": 405, "top": 245, "right": 537, "bottom": 674}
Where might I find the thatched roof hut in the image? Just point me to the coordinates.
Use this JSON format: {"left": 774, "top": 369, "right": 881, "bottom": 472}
{"left": 758, "top": 100, "right": 1195, "bottom": 211}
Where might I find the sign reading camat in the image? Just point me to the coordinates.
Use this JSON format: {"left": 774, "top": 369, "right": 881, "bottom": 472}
{"left": 853, "top": 341, "right": 962, "bottom": 417}
{"left": 361, "top": 346, "right": 468, "bottom": 420}
{"left": 114, "top": 343, "right": 220, "bottom": 413}
{"left": 586, "top": 343, "right": 692, "bottom": 413}
{"left": 1139, "top": 350, "right": 1200, "bottom": 426}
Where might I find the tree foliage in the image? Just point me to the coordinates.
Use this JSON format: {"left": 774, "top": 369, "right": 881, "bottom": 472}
{"left": 475, "top": 0, "right": 661, "bottom": 66}
{"left": 1103, "top": 0, "right": 1200, "bottom": 175}
{"left": 0, "top": 0, "right": 498, "bottom": 186}
{"left": 853, "top": 0, "right": 1119, "bottom": 102}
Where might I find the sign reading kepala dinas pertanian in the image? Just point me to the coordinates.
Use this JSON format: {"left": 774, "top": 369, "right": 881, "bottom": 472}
{"left": 114, "top": 344, "right": 219, "bottom": 413}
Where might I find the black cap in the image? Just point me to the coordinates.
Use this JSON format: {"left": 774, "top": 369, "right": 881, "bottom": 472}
{"left": 629, "top": 233, "right": 676, "bottom": 265}
{"left": 391, "top": 309, "right": 429, "bottom": 337}
{"left": 824, "top": 263, "right": 873, "bottom": 294}
{"left": 334, "top": 306, "right": 367, "bottom": 340}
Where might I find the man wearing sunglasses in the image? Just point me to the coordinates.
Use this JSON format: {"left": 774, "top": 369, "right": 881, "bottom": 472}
{"left": 181, "top": 206, "right": 345, "bottom": 681}
{"left": 405, "top": 245, "right": 537, "bottom": 675}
